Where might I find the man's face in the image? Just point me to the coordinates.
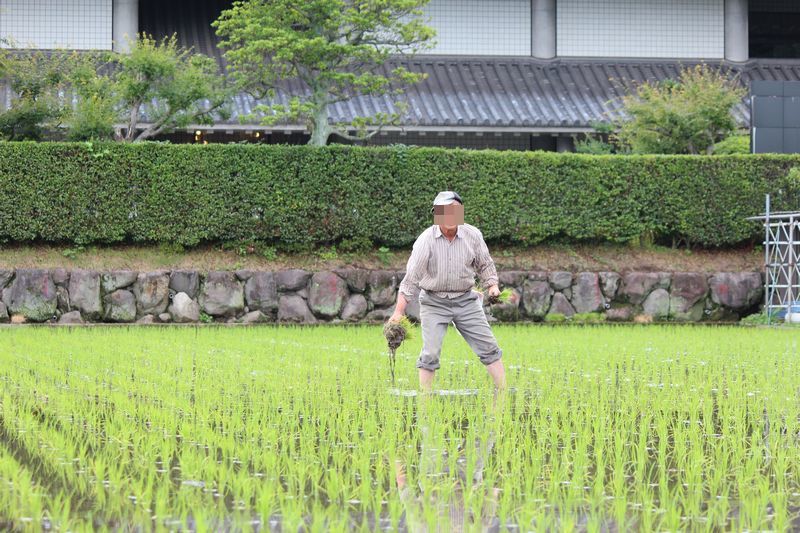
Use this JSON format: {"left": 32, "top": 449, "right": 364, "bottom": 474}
{"left": 433, "top": 201, "right": 464, "bottom": 230}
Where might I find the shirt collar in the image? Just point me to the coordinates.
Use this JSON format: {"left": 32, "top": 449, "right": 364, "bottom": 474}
{"left": 434, "top": 225, "right": 463, "bottom": 239}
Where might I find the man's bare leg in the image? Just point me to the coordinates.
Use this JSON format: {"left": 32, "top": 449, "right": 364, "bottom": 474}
{"left": 486, "top": 359, "right": 506, "bottom": 390}
{"left": 419, "top": 368, "right": 435, "bottom": 392}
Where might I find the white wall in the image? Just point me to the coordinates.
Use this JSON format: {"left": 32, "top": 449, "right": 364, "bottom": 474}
{"left": 557, "top": 0, "right": 724, "bottom": 58}
{"left": 0, "top": 0, "right": 730, "bottom": 57}
{"left": 0, "top": 0, "right": 113, "bottom": 50}
{"left": 421, "top": 0, "right": 531, "bottom": 56}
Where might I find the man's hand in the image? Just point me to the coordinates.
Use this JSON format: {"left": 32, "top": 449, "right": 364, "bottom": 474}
{"left": 485, "top": 285, "right": 501, "bottom": 305}
{"left": 487, "top": 285, "right": 500, "bottom": 299}
{"left": 388, "top": 312, "right": 404, "bottom": 324}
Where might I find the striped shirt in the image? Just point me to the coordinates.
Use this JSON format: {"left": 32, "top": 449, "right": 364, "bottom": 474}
{"left": 398, "top": 223, "right": 499, "bottom": 300}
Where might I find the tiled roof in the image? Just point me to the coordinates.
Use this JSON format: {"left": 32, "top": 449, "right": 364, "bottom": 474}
{"left": 335, "top": 56, "right": 800, "bottom": 130}
{"left": 15, "top": 1, "right": 800, "bottom": 133}
{"left": 208, "top": 55, "right": 800, "bottom": 132}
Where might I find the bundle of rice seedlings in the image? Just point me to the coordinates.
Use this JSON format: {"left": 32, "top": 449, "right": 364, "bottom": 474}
{"left": 383, "top": 316, "right": 414, "bottom": 384}
{"left": 488, "top": 287, "right": 514, "bottom": 305}
{"left": 475, "top": 286, "right": 514, "bottom": 306}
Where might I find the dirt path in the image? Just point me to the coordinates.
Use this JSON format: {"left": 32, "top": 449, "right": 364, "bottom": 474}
{"left": 0, "top": 242, "right": 762, "bottom": 272}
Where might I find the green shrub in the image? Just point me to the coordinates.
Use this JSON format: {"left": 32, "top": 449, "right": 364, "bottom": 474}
{"left": 377, "top": 246, "right": 394, "bottom": 266}
{"left": 261, "top": 245, "right": 278, "bottom": 261}
{"left": 713, "top": 134, "right": 750, "bottom": 155}
{"left": 574, "top": 137, "right": 616, "bottom": 155}
{"left": 0, "top": 143, "right": 798, "bottom": 249}
{"left": 739, "top": 310, "right": 788, "bottom": 325}
{"left": 317, "top": 246, "right": 339, "bottom": 261}
{"left": 574, "top": 121, "right": 619, "bottom": 155}
{"left": 739, "top": 312, "right": 769, "bottom": 325}
{"left": 339, "top": 235, "right": 372, "bottom": 253}
{"left": 615, "top": 65, "right": 745, "bottom": 155}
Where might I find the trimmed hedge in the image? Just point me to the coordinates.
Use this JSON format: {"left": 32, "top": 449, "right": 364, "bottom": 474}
{"left": 0, "top": 142, "right": 798, "bottom": 249}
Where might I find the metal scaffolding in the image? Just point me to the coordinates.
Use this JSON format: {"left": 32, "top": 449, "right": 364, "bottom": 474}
{"left": 747, "top": 195, "right": 800, "bottom": 324}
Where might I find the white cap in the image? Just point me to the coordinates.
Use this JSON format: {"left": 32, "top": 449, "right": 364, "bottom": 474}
{"left": 432, "top": 191, "right": 463, "bottom": 206}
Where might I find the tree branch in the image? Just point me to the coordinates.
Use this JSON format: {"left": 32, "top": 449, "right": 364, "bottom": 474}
{"left": 332, "top": 127, "right": 380, "bottom": 141}
{"left": 135, "top": 110, "right": 172, "bottom": 141}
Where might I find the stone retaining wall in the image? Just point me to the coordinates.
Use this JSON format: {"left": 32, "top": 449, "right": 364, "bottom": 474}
{"left": 0, "top": 268, "right": 764, "bottom": 325}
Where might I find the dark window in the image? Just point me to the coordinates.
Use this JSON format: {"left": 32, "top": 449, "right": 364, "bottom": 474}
{"left": 750, "top": 0, "right": 800, "bottom": 58}
{"left": 138, "top": 0, "right": 233, "bottom": 58}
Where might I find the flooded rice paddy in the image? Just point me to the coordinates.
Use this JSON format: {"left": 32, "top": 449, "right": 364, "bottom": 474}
{"left": 0, "top": 325, "right": 798, "bottom": 531}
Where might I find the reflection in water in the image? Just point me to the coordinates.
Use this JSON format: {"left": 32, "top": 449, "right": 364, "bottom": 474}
{"left": 394, "top": 388, "right": 507, "bottom": 532}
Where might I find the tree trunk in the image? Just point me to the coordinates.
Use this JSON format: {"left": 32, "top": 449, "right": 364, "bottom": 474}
{"left": 308, "top": 103, "right": 331, "bottom": 146}
{"left": 125, "top": 100, "right": 141, "bottom": 142}
{"left": 309, "top": 123, "right": 331, "bottom": 145}
{"left": 308, "top": 90, "right": 333, "bottom": 146}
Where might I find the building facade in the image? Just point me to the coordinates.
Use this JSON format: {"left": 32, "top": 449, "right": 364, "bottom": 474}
{"left": 1, "top": 0, "right": 799, "bottom": 150}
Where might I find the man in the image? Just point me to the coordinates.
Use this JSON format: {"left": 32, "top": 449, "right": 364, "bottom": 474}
{"left": 388, "top": 191, "right": 506, "bottom": 391}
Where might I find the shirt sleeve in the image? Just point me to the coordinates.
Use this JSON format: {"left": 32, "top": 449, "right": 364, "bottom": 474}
{"left": 473, "top": 230, "right": 499, "bottom": 290}
{"left": 398, "top": 234, "right": 429, "bottom": 300}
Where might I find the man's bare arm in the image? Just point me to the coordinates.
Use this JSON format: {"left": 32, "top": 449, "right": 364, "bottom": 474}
{"left": 390, "top": 293, "right": 409, "bottom": 322}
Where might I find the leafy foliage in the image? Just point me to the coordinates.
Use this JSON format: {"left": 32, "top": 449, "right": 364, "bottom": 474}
{"left": 574, "top": 121, "right": 618, "bottom": 155}
{"left": 64, "top": 54, "right": 118, "bottom": 141}
{"left": 713, "top": 134, "right": 751, "bottom": 155}
{"left": 614, "top": 64, "right": 746, "bottom": 155}
{"left": 115, "top": 34, "right": 232, "bottom": 141}
{"left": 213, "top": 0, "right": 434, "bottom": 145}
{"left": 0, "top": 35, "right": 232, "bottom": 142}
{"left": 0, "top": 143, "right": 798, "bottom": 249}
{"left": 0, "top": 48, "right": 80, "bottom": 140}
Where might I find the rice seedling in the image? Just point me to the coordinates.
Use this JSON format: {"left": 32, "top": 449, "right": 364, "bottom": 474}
{"left": 473, "top": 286, "right": 514, "bottom": 305}
{"left": 487, "top": 288, "right": 513, "bottom": 306}
{"left": 0, "top": 324, "right": 796, "bottom": 531}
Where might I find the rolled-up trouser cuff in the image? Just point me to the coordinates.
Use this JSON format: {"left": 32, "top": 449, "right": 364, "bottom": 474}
{"left": 415, "top": 358, "right": 441, "bottom": 371}
{"left": 479, "top": 348, "right": 503, "bottom": 366}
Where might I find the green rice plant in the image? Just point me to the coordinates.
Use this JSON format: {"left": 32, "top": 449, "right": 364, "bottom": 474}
{"left": 0, "top": 325, "right": 797, "bottom": 530}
